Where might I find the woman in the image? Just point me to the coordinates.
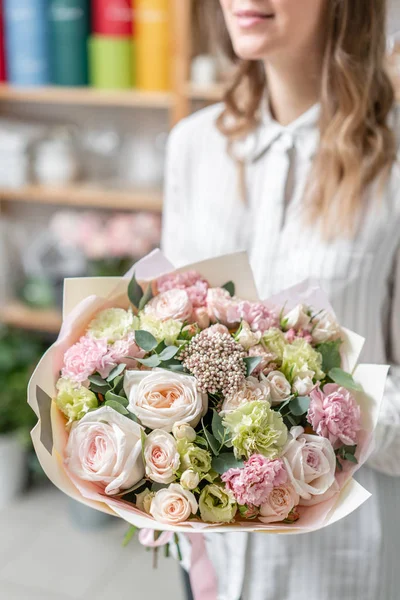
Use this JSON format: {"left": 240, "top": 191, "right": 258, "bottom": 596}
{"left": 162, "top": 1, "right": 400, "bottom": 599}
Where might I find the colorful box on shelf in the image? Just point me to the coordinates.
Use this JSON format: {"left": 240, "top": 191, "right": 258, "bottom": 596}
{"left": 89, "top": 35, "right": 133, "bottom": 89}
{"left": 135, "top": 0, "right": 170, "bottom": 92}
{"left": 92, "top": 0, "right": 133, "bottom": 37}
{"left": 3, "top": 0, "right": 50, "bottom": 86}
{"left": 48, "top": 0, "right": 90, "bottom": 86}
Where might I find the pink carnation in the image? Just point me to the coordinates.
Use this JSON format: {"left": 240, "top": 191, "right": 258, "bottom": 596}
{"left": 285, "top": 328, "right": 313, "bottom": 344}
{"left": 308, "top": 384, "right": 361, "bottom": 447}
{"left": 222, "top": 456, "right": 287, "bottom": 507}
{"left": 237, "top": 301, "right": 279, "bottom": 333}
{"left": 156, "top": 271, "right": 209, "bottom": 308}
{"left": 62, "top": 335, "right": 108, "bottom": 383}
{"left": 104, "top": 334, "right": 146, "bottom": 371}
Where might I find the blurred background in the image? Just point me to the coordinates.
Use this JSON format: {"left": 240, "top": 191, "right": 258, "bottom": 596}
{"left": 0, "top": 1, "right": 399, "bottom": 599}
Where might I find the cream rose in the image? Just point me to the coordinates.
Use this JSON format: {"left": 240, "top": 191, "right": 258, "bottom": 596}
{"left": 283, "top": 305, "right": 311, "bottom": 330}
{"left": 292, "top": 371, "right": 315, "bottom": 396}
{"left": 149, "top": 483, "right": 198, "bottom": 524}
{"left": 312, "top": 311, "right": 342, "bottom": 343}
{"left": 266, "top": 371, "right": 292, "bottom": 404}
{"left": 65, "top": 406, "right": 144, "bottom": 496}
{"left": 144, "top": 430, "right": 180, "bottom": 484}
{"left": 172, "top": 422, "right": 197, "bottom": 442}
{"left": 180, "top": 469, "right": 200, "bottom": 490}
{"left": 221, "top": 376, "right": 271, "bottom": 414}
{"left": 236, "top": 320, "right": 262, "bottom": 350}
{"left": 144, "top": 289, "right": 192, "bottom": 322}
{"left": 259, "top": 483, "right": 300, "bottom": 524}
{"left": 282, "top": 426, "right": 336, "bottom": 500}
{"left": 124, "top": 370, "right": 208, "bottom": 432}
{"left": 136, "top": 489, "right": 154, "bottom": 514}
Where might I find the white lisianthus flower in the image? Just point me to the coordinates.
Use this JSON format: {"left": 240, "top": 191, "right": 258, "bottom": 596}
{"left": 266, "top": 371, "right": 292, "bottom": 404}
{"left": 144, "top": 430, "right": 180, "bottom": 484}
{"left": 124, "top": 370, "right": 208, "bottom": 432}
{"left": 65, "top": 406, "right": 144, "bottom": 496}
{"left": 235, "top": 320, "right": 262, "bottom": 350}
{"left": 311, "top": 311, "right": 342, "bottom": 343}
{"left": 283, "top": 304, "right": 311, "bottom": 330}
{"left": 150, "top": 483, "right": 198, "bottom": 524}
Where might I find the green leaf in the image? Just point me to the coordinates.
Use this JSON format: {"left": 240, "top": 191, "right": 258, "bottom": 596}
{"left": 88, "top": 375, "right": 109, "bottom": 387}
{"left": 138, "top": 283, "right": 154, "bottom": 311}
{"left": 161, "top": 363, "right": 185, "bottom": 373}
{"left": 212, "top": 453, "right": 244, "bottom": 474}
{"left": 316, "top": 340, "right": 342, "bottom": 373}
{"left": 211, "top": 410, "right": 226, "bottom": 445}
{"left": 105, "top": 391, "right": 129, "bottom": 407}
{"left": 344, "top": 453, "right": 358, "bottom": 464}
{"left": 289, "top": 396, "right": 310, "bottom": 416}
{"left": 328, "top": 368, "right": 363, "bottom": 392}
{"left": 128, "top": 273, "right": 143, "bottom": 308}
{"left": 105, "top": 400, "right": 129, "bottom": 415}
{"left": 202, "top": 420, "right": 220, "bottom": 456}
{"left": 106, "top": 363, "right": 126, "bottom": 382}
{"left": 135, "top": 330, "right": 158, "bottom": 352}
{"left": 126, "top": 412, "right": 139, "bottom": 423}
{"left": 195, "top": 435, "right": 209, "bottom": 448}
{"left": 141, "top": 429, "right": 147, "bottom": 464}
{"left": 137, "top": 355, "right": 162, "bottom": 368}
{"left": 222, "top": 281, "right": 235, "bottom": 297}
{"left": 158, "top": 346, "right": 179, "bottom": 361}
{"left": 90, "top": 383, "right": 111, "bottom": 395}
{"left": 123, "top": 525, "right": 138, "bottom": 547}
{"left": 243, "top": 356, "right": 262, "bottom": 377}
{"left": 112, "top": 375, "right": 125, "bottom": 395}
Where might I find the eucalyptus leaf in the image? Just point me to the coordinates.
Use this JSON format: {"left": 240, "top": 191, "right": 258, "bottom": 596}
{"left": 289, "top": 396, "right": 310, "bottom": 416}
{"left": 158, "top": 346, "right": 179, "bottom": 361}
{"left": 112, "top": 375, "right": 125, "bottom": 394}
{"left": 344, "top": 453, "right": 358, "bottom": 464}
{"left": 105, "top": 400, "right": 129, "bottom": 415}
{"left": 138, "top": 283, "right": 154, "bottom": 311}
{"left": 212, "top": 453, "right": 244, "bottom": 474}
{"left": 137, "top": 355, "right": 162, "bottom": 368}
{"left": 316, "top": 340, "right": 342, "bottom": 373}
{"left": 222, "top": 281, "right": 235, "bottom": 297}
{"left": 135, "top": 330, "right": 158, "bottom": 352}
{"left": 211, "top": 410, "right": 226, "bottom": 445}
{"left": 328, "top": 368, "right": 363, "bottom": 392}
{"left": 243, "top": 356, "right": 262, "bottom": 377}
{"left": 105, "top": 391, "right": 129, "bottom": 407}
{"left": 195, "top": 435, "right": 209, "bottom": 448}
{"left": 88, "top": 375, "right": 109, "bottom": 387}
{"left": 89, "top": 383, "right": 111, "bottom": 395}
{"left": 128, "top": 273, "right": 143, "bottom": 308}
{"left": 202, "top": 420, "right": 220, "bottom": 456}
{"left": 106, "top": 363, "right": 126, "bottom": 382}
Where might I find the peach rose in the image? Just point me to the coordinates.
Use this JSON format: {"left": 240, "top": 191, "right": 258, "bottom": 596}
{"left": 144, "top": 430, "right": 180, "bottom": 484}
{"left": 259, "top": 483, "right": 300, "bottom": 524}
{"left": 149, "top": 483, "right": 198, "bottom": 524}
{"left": 144, "top": 289, "right": 192, "bottom": 322}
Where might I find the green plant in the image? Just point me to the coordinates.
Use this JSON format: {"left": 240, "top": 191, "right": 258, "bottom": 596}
{"left": 0, "top": 326, "right": 46, "bottom": 443}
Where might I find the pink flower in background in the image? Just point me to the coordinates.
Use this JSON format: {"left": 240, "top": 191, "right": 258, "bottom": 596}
{"left": 144, "top": 289, "right": 193, "bottom": 322}
{"left": 222, "top": 456, "right": 287, "bottom": 507}
{"left": 107, "top": 214, "right": 138, "bottom": 258}
{"left": 62, "top": 335, "right": 108, "bottom": 383}
{"left": 157, "top": 271, "right": 209, "bottom": 308}
{"left": 132, "top": 212, "right": 162, "bottom": 245}
{"left": 308, "top": 384, "right": 361, "bottom": 447}
{"left": 238, "top": 301, "right": 279, "bottom": 333}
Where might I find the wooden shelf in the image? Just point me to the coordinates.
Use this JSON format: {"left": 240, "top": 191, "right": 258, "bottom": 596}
{"left": 0, "top": 302, "right": 62, "bottom": 333}
{"left": 0, "top": 84, "right": 173, "bottom": 109}
{"left": 0, "top": 184, "right": 163, "bottom": 212}
{"left": 185, "top": 82, "right": 225, "bottom": 102}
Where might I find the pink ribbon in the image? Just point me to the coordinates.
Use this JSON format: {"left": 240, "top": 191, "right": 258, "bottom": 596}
{"left": 139, "top": 529, "right": 218, "bottom": 600}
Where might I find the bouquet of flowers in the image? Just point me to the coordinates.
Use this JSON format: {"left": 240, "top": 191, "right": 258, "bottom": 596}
{"left": 28, "top": 251, "right": 387, "bottom": 537}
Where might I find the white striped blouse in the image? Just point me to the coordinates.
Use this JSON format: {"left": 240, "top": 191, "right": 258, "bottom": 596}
{"left": 161, "top": 101, "right": 400, "bottom": 600}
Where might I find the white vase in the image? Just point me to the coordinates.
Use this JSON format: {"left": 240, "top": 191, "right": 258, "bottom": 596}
{"left": 0, "top": 433, "right": 27, "bottom": 509}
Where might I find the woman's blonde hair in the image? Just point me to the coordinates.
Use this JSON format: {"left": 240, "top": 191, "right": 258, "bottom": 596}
{"left": 208, "top": 0, "right": 396, "bottom": 237}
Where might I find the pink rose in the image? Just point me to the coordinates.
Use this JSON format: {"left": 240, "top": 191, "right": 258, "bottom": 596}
{"left": 308, "top": 384, "right": 361, "bottom": 447}
{"left": 62, "top": 335, "right": 108, "bottom": 383}
{"left": 206, "top": 323, "right": 230, "bottom": 336}
{"left": 143, "top": 430, "right": 180, "bottom": 484}
{"left": 192, "top": 306, "right": 210, "bottom": 329}
{"left": 149, "top": 483, "right": 198, "bottom": 524}
{"left": 207, "top": 288, "right": 241, "bottom": 325}
{"left": 222, "top": 455, "right": 287, "bottom": 507}
{"left": 65, "top": 406, "right": 144, "bottom": 495}
{"left": 156, "top": 270, "right": 209, "bottom": 308}
{"left": 259, "top": 483, "right": 300, "bottom": 523}
{"left": 144, "top": 289, "right": 193, "bottom": 322}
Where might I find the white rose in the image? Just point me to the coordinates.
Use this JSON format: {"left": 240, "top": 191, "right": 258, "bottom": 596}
{"left": 236, "top": 320, "right": 261, "bottom": 350}
{"left": 283, "top": 304, "right": 311, "bottom": 330}
{"left": 299, "top": 479, "right": 340, "bottom": 507}
{"left": 259, "top": 483, "right": 300, "bottom": 524}
{"left": 266, "top": 371, "right": 292, "bottom": 404}
{"left": 65, "top": 406, "right": 144, "bottom": 496}
{"left": 292, "top": 371, "right": 315, "bottom": 396}
{"left": 136, "top": 489, "right": 154, "bottom": 514}
{"left": 180, "top": 469, "right": 200, "bottom": 490}
{"left": 124, "top": 370, "right": 208, "bottom": 432}
{"left": 282, "top": 426, "right": 336, "bottom": 500}
{"left": 144, "top": 430, "right": 180, "bottom": 484}
{"left": 312, "top": 311, "right": 342, "bottom": 343}
{"left": 221, "top": 376, "right": 271, "bottom": 414}
{"left": 172, "top": 422, "right": 197, "bottom": 442}
{"left": 144, "top": 289, "right": 192, "bottom": 322}
{"left": 150, "top": 483, "right": 198, "bottom": 524}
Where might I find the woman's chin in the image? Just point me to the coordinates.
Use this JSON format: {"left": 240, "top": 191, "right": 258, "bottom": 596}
{"left": 232, "top": 37, "right": 280, "bottom": 62}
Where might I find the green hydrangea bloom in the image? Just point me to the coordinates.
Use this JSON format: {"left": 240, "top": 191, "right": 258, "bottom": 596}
{"left": 177, "top": 439, "right": 212, "bottom": 475}
{"left": 281, "top": 338, "right": 324, "bottom": 382}
{"left": 199, "top": 484, "right": 237, "bottom": 523}
{"left": 139, "top": 314, "right": 182, "bottom": 345}
{"left": 262, "top": 328, "right": 287, "bottom": 363}
{"left": 55, "top": 378, "right": 98, "bottom": 424}
{"left": 87, "top": 308, "right": 138, "bottom": 343}
{"left": 223, "top": 400, "right": 288, "bottom": 459}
